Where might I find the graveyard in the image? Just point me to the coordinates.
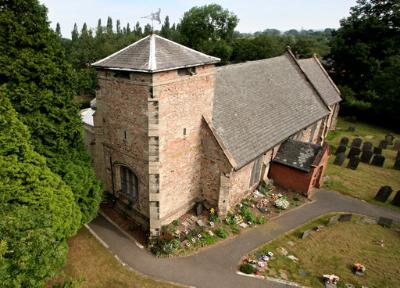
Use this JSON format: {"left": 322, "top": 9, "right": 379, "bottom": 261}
{"left": 239, "top": 213, "right": 400, "bottom": 287}
{"left": 324, "top": 118, "right": 400, "bottom": 210}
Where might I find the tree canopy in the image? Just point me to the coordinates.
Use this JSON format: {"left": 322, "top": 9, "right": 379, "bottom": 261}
{"left": 0, "top": 0, "right": 101, "bottom": 223}
{"left": 0, "top": 93, "right": 81, "bottom": 287}
{"left": 329, "top": 0, "right": 400, "bottom": 127}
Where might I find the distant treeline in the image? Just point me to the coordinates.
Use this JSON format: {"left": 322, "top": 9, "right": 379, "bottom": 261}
{"left": 59, "top": 10, "right": 333, "bottom": 98}
{"left": 60, "top": 2, "right": 399, "bottom": 130}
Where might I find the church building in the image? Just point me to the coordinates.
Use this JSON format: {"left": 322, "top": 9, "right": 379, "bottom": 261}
{"left": 84, "top": 34, "right": 341, "bottom": 235}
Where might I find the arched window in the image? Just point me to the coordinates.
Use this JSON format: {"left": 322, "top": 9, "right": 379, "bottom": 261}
{"left": 120, "top": 166, "right": 138, "bottom": 199}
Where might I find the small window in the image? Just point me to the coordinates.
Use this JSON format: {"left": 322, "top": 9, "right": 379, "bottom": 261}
{"left": 120, "top": 166, "right": 138, "bottom": 199}
{"left": 113, "top": 71, "right": 130, "bottom": 79}
{"left": 183, "top": 128, "right": 187, "bottom": 136}
{"left": 250, "top": 156, "right": 263, "bottom": 187}
{"left": 177, "top": 67, "right": 196, "bottom": 76}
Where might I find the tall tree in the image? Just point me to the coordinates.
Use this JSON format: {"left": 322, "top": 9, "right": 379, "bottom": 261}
{"left": 329, "top": 0, "right": 400, "bottom": 127}
{"left": 160, "top": 16, "right": 171, "bottom": 38}
{"left": 134, "top": 21, "right": 142, "bottom": 37}
{"left": 71, "top": 22, "right": 79, "bottom": 41}
{"left": 0, "top": 93, "right": 81, "bottom": 287}
{"left": 0, "top": 0, "right": 102, "bottom": 223}
{"left": 179, "top": 4, "right": 238, "bottom": 63}
{"left": 144, "top": 23, "right": 152, "bottom": 35}
{"left": 55, "top": 22, "right": 62, "bottom": 37}
{"left": 116, "top": 19, "right": 121, "bottom": 34}
{"left": 96, "top": 18, "right": 103, "bottom": 38}
{"left": 106, "top": 16, "right": 113, "bottom": 35}
{"left": 126, "top": 23, "right": 131, "bottom": 34}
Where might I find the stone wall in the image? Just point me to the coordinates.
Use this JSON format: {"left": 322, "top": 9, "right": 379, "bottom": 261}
{"left": 93, "top": 70, "right": 151, "bottom": 223}
{"left": 155, "top": 65, "right": 216, "bottom": 225}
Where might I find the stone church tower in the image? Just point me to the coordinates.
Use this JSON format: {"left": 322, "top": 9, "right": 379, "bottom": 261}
{"left": 92, "top": 34, "right": 220, "bottom": 234}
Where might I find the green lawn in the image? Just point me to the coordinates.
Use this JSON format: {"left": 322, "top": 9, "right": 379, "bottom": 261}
{"left": 242, "top": 214, "right": 400, "bottom": 287}
{"left": 324, "top": 118, "right": 400, "bottom": 210}
{"left": 48, "top": 228, "right": 181, "bottom": 288}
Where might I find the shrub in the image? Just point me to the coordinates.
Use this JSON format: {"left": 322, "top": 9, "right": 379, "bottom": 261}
{"left": 256, "top": 216, "right": 266, "bottom": 225}
{"left": 149, "top": 237, "right": 180, "bottom": 257}
{"left": 240, "top": 207, "right": 257, "bottom": 224}
{"left": 225, "top": 214, "right": 236, "bottom": 225}
{"left": 200, "top": 232, "right": 218, "bottom": 245}
{"left": 231, "top": 225, "right": 240, "bottom": 234}
{"left": 240, "top": 263, "right": 256, "bottom": 274}
{"left": 215, "top": 227, "right": 229, "bottom": 239}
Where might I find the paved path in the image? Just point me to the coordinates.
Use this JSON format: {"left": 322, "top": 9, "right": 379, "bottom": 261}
{"left": 88, "top": 190, "right": 400, "bottom": 288}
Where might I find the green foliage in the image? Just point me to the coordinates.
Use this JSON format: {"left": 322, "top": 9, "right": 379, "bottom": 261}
{"left": 231, "top": 225, "right": 240, "bottom": 235}
{"left": 329, "top": 0, "right": 400, "bottom": 129}
{"left": 179, "top": 4, "right": 238, "bottom": 63}
{"left": 149, "top": 237, "right": 180, "bottom": 257}
{"left": 200, "top": 232, "right": 218, "bottom": 245}
{"left": 0, "top": 94, "right": 81, "bottom": 287}
{"left": 239, "top": 263, "right": 256, "bottom": 274}
{"left": 240, "top": 207, "right": 257, "bottom": 224}
{"left": 0, "top": 0, "right": 102, "bottom": 223}
{"left": 214, "top": 227, "right": 229, "bottom": 239}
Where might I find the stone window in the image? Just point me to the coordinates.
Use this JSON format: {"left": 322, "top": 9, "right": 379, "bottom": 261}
{"left": 113, "top": 71, "right": 130, "bottom": 79}
{"left": 250, "top": 156, "right": 263, "bottom": 187}
{"left": 120, "top": 166, "right": 138, "bottom": 199}
{"left": 177, "top": 67, "right": 196, "bottom": 76}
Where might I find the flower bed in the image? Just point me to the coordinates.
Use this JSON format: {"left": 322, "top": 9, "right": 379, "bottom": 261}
{"left": 149, "top": 182, "right": 308, "bottom": 257}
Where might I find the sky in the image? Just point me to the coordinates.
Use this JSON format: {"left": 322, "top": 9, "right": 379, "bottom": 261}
{"left": 41, "top": 0, "right": 358, "bottom": 38}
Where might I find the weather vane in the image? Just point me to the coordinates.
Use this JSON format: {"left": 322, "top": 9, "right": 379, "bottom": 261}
{"left": 141, "top": 9, "right": 161, "bottom": 32}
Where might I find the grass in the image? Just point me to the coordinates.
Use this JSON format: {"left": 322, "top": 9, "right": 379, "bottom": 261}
{"left": 244, "top": 214, "right": 400, "bottom": 287}
{"left": 324, "top": 117, "right": 400, "bottom": 210}
{"left": 48, "top": 228, "right": 181, "bottom": 288}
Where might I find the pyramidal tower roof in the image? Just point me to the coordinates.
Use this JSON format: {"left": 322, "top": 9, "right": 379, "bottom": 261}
{"left": 92, "top": 34, "right": 220, "bottom": 73}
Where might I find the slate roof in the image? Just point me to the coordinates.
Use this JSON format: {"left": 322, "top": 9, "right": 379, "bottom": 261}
{"left": 272, "top": 139, "right": 322, "bottom": 172}
{"left": 92, "top": 34, "right": 220, "bottom": 72}
{"left": 298, "top": 57, "right": 341, "bottom": 106}
{"left": 212, "top": 52, "right": 330, "bottom": 169}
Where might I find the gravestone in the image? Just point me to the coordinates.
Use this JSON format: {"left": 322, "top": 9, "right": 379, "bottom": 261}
{"left": 385, "top": 134, "right": 394, "bottom": 145}
{"left": 328, "top": 215, "right": 340, "bottom": 225}
{"left": 351, "top": 137, "right": 362, "bottom": 148}
{"left": 334, "top": 153, "right": 345, "bottom": 166}
{"left": 374, "top": 186, "right": 393, "bottom": 202}
{"left": 347, "top": 147, "right": 361, "bottom": 159}
{"left": 347, "top": 126, "right": 356, "bottom": 132}
{"left": 394, "top": 159, "right": 400, "bottom": 170}
{"left": 392, "top": 191, "right": 400, "bottom": 207}
{"left": 379, "top": 140, "right": 388, "bottom": 149}
{"left": 347, "top": 156, "right": 360, "bottom": 170}
{"left": 360, "top": 150, "right": 373, "bottom": 164}
{"left": 301, "top": 230, "right": 311, "bottom": 239}
{"left": 378, "top": 217, "right": 393, "bottom": 228}
{"left": 195, "top": 202, "right": 203, "bottom": 216}
{"left": 373, "top": 147, "right": 382, "bottom": 155}
{"left": 335, "top": 145, "right": 346, "bottom": 155}
{"left": 394, "top": 140, "right": 400, "bottom": 151}
{"left": 339, "top": 137, "right": 349, "bottom": 147}
{"left": 371, "top": 154, "right": 385, "bottom": 167}
{"left": 339, "top": 214, "right": 352, "bottom": 222}
{"left": 362, "top": 141, "right": 373, "bottom": 151}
